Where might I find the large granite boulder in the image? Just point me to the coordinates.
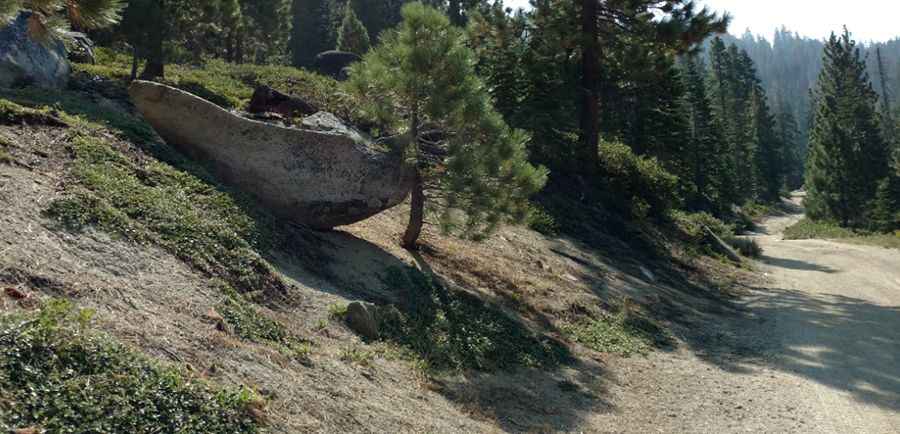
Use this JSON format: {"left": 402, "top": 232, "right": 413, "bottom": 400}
{"left": 129, "top": 80, "right": 414, "bottom": 229}
{"left": 0, "top": 12, "right": 71, "bottom": 89}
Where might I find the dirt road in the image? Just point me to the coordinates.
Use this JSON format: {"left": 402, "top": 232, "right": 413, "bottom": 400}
{"left": 745, "top": 195, "right": 900, "bottom": 433}
{"left": 585, "top": 195, "right": 900, "bottom": 433}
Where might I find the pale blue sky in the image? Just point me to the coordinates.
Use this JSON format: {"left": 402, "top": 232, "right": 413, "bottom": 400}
{"left": 503, "top": 0, "right": 900, "bottom": 42}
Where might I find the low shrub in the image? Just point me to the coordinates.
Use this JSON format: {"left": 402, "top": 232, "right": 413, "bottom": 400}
{"left": 561, "top": 306, "right": 670, "bottom": 356}
{"left": 526, "top": 203, "right": 560, "bottom": 236}
{"left": 0, "top": 300, "right": 261, "bottom": 433}
{"left": 671, "top": 210, "right": 734, "bottom": 241}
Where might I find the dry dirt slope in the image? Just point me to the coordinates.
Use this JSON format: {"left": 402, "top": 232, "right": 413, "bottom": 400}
{"left": 2, "top": 91, "right": 896, "bottom": 433}
{"left": 0, "top": 98, "right": 749, "bottom": 433}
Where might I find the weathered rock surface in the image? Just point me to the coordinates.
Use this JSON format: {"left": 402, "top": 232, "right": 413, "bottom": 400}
{"left": 313, "top": 51, "right": 360, "bottom": 80}
{"left": 61, "top": 31, "right": 95, "bottom": 64}
{"left": 0, "top": 12, "right": 71, "bottom": 89}
{"left": 345, "top": 301, "right": 379, "bottom": 340}
{"left": 129, "top": 80, "right": 414, "bottom": 229}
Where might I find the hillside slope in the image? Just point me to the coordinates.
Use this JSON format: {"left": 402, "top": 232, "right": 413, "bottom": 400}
{"left": 0, "top": 72, "right": 763, "bottom": 433}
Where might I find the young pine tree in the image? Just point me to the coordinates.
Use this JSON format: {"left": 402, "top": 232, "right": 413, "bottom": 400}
{"left": 336, "top": 1, "right": 370, "bottom": 55}
{"left": 805, "top": 30, "right": 891, "bottom": 227}
{"left": 870, "top": 176, "right": 899, "bottom": 232}
{"left": 348, "top": 2, "right": 548, "bottom": 249}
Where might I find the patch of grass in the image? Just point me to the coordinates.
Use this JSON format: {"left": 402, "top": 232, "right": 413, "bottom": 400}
{"left": 339, "top": 346, "right": 376, "bottom": 367}
{"left": 0, "top": 148, "right": 11, "bottom": 165}
{"left": 43, "top": 131, "right": 290, "bottom": 298}
{"left": 327, "top": 302, "right": 349, "bottom": 319}
{"left": 215, "top": 290, "right": 312, "bottom": 361}
{"left": 847, "top": 232, "right": 900, "bottom": 249}
{"left": 783, "top": 218, "right": 858, "bottom": 240}
{"left": 561, "top": 309, "right": 669, "bottom": 356}
{"left": 0, "top": 87, "right": 157, "bottom": 145}
{"left": 377, "top": 267, "right": 570, "bottom": 374}
{"left": 0, "top": 98, "right": 67, "bottom": 127}
{"left": 785, "top": 218, "right": 900, "bottom": 249}
{"left": 0, "top": 299, "right": 261, "bottom": 433}
{"left": 77, "top": 49, "right": 368, "bottom": 126}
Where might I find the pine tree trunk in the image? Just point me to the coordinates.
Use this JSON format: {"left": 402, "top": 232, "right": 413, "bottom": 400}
{"left": 130, "top": 45, "right": 139, "bottom": 81}
{"left": 578, "top": 0, "right": 600, "bottom": 176}
{"left": 402, "top": 170, "right": 425, "bottom": 250}
{"left": 402, "top": 111, "right": 424, "bottom": 250}
{"left": 140, "top": 1, "right": 165, "bottom": 79}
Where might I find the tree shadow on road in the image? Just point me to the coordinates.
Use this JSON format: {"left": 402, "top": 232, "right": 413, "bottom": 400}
{"left": 685, "top": 284, "right": 900, "bottom": 413}
{"left": 759, "top": 255, "right": 839, "bottom": 273}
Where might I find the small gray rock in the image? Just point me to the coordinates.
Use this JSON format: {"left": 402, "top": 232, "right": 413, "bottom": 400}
{"left": 0, "top": 12, "right": 71, "bottom": 89}
{"left": 345, "top": 301, "right": 379, "bottom": 340}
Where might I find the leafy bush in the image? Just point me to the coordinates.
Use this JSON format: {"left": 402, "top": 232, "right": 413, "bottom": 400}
{"left": 596, "top": 141, "right": 680, "bottom": 221}
{"left": 526, "top": 203, "right": 560, "bottom": 236}
{"left": 0, "top": 300, "right": 261, "bottom": 433}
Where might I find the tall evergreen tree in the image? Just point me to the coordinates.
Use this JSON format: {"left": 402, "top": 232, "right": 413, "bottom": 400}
{"left": 805, "top": 30, "right": 891, "bottom": 227}
{"left": 776, "top": 99, "right": 804, "bottom": 190}
{"left": 290, "top": 0, "right": 331, "bottom": 68}
{"left": 706, "top": 38, "right": 741, "bottom": 204}
{"left": 574, "top": 0, "right": 728, "bottom": 178}
{"left": 348, "top": 2, "right": 547, "bottom": 248}
{"left": 749, "top": 86, "right": 783, "bottom": 202}
{"left": 680, "top": 55, "right": 727, "bottom": 211}
{"left": 336, "top": 1, "right": 370, "bottom": 54}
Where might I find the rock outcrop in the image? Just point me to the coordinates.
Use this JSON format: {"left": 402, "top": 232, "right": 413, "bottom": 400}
{"left": 345, "top": 301, "right": 379, "bottom": 340}
{"left": 129, "top": 80, "right": 414, "bottom": 229}
{"left": 0, "top": 12, "right": 71, "bottom": 89}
